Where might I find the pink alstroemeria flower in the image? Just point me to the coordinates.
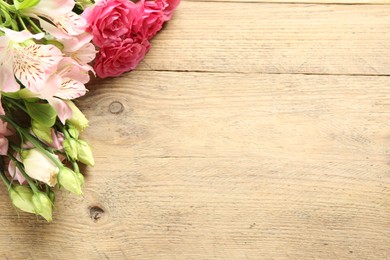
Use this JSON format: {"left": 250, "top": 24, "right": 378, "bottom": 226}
{"left": 21, "top": 57, "right": 93, "bottom": 123}
{"left": 24, "top": 0, "right": 87, "bottom": 37}
{"left": 0, "top": 28, "right": 62, "bottom": 93}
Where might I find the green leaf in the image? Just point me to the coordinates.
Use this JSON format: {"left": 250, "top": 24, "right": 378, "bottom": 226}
{"left": 25, "top": 101, "right": 57, "bottom": 127}
{"left": 14, "top": 0, "right": 40, "bottom": 10}
{"left": 31, "top": 120, "right": 52, "bottom": 143}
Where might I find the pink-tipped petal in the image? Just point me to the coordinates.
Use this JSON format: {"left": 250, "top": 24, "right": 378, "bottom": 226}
{"left": 48, "top": 98, "right": 72, "bottom": 124}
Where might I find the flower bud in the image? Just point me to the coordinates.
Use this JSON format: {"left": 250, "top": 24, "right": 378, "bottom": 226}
{"left": 9, "top": 185, "right": 35, "bottom": 214}
{"left": 32, "top": 192, "right": 53, "bottom": 222}
{"left": 63, "top": 138, "right": 78, "bottom": 161}
{"left": 77, "top": 140, "right": 94, "bottom": 166}
{"left": 66, "top": 101, "right": 89, "bottom": 132}
{"left": 67, "top": 124, "right": 79, "bottom": 139}
{"left": 77, "top": 173, "right": 85, "bottom": 186}
{"left": 48, "top": 191, "right": 55, "bottom": 203}
{"left": 31, "top": 120, "right": 52, "bottom": 144}
{"left": 58, "top": 167, "right": 83, "bottom": 195}
{"left": 21, "top": 149, "right": 59, "bottom": 187}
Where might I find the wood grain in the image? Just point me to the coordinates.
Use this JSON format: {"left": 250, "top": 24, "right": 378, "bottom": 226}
{"left": 138, "top": 1, "right": 390, "bottom": 75}
{"left": 1, "top": 71, "right": 390, "bottom": 259}
{"left": 1, "top": 1, "right": 390, "bottom": 259}
{"left": 193, "top": 0, "right": 390, "bottom": 4}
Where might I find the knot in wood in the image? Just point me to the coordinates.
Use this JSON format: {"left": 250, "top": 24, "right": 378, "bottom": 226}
{"left": 109, "top": 101, "right": 124, "bottom": 114}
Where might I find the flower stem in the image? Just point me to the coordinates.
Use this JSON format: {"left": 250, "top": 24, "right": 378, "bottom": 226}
{"left": 72, "top": 161, "right": 80, "bottom": 173}
{"left": 17, "top": 14, "right": 27, "bottom": 30}
{"left": 0, "top": 115, "right": 63, "bottom": 169}
{"left": 26, "top": 17, "right": 42, "bottom": 33}
{"left": 0, "top": 169, "right": 11, "bottom": 189}
{"left": 2, "top": 96, "right": 28, "bottom": 114}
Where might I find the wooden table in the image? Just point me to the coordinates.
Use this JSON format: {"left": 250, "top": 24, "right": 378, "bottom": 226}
{"left": 1, "top": 0, "right": 390, "bottom": 259}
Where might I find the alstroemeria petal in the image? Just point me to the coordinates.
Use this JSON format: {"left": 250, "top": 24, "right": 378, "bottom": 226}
{"left": 55, "top": 78, "right": 87, "bottom": 100}
{"left": 54, "top": 12, "right": 87, "bottom": 36}
{"left": 0, "top": 28, "right": 44, "bottom": 43}
{"left": 30, "top": 0, "right": 74, "bottom": 16}
{"left": 48, "top": 98, "right": 72, "bottom": 124}
{"left": 0, "top": 63, "right": 20, "bottom": 92}
{"left": 13, "top": 44, "right": 62, "bottom": 92}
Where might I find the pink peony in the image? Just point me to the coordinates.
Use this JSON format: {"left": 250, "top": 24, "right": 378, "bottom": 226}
{"left": 82, "top": 0, "right": 142, "bottom": 47}
{"left": 162, "top": 0, "right": 181, "bottom": 21}
{"left": 136, "top": 0, "right": 181, "bottom": 40}
{"left": 94, "top": 37, "right": 150, "bottom": 78}
{"left": 136, "top": 0, "right": 165, "bottom": 40}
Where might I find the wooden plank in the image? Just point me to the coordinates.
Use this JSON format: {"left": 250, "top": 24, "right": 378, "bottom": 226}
{"left": 1, "top": 71, "right": 390, "bottom": 258}
{"left": 138, "top": 2, "right": 390, "bottom": 75}
{"left": 188, "top": 0, "right": 390, "bottom": 4}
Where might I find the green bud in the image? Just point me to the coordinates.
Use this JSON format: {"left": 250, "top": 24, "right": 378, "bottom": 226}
{"left": 31, "top": 120, "right": 52, "bottom": 143}
{"left": 58, "top": 167, "right": 83, "bottom": 195}
{"left": 66, "top": 101, "right": 89, "bottom": 132}
{"left": 77, "top": 173, "right": 85, "bottom": 186}
{"left": 9, "top": 185, "right": 36, "bottom": 214}
{"left": 77, "top": 140, "right": 94, "bottom": 166}
{"left": 67, "top": 124, "right": 79, "bottom": 139}
{"left": 63, "top": 138, "right": 78, "bottom": 161}
{"left": 32, "top": 192, "right": 53, "bottom": 222}
{"left": 48, "top": 191, "right": 56, "bottom": 203}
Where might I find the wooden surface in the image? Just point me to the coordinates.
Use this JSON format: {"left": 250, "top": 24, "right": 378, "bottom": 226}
{"left": 1, "top": 1, "right": 390, "bottom": 259}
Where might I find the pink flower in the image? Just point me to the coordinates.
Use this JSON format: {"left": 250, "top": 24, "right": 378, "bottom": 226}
{"left": 163, "top": 0, "right": 181, "bottom": 21}
{"left": 0, "top": 115, "right": 12, "bottom": 156}
{"left": 0, "top": 28, "right": 62, "bottom": 93}
{"left": 83, "top": 0, "right": 142, "bottom": 47}
{"left": 47, "top": 129, "right": 65, "bottom": 150}
{"left": 94, "top": 37, "right": 150, "bottom": 78}
{"left": 8, "top": 153, "right": 26, "bottom": 185}
{"left": 136, "top": 0, "right": 166, "bottom": 40}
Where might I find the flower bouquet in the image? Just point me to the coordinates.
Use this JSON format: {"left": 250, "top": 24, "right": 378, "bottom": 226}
{"left": 0, "top": 0, "right": 180, "bottom": 221}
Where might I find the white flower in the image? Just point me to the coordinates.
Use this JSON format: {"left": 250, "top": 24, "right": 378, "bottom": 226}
{"left": 21, "top": 149, "right": 60, "bottom": 187}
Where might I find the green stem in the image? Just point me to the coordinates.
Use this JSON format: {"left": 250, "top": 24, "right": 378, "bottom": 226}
{"left": 2, "top": 96, "right": 28, "bottom": 114}
{"left": 10, "top": 143, "right": 21, "bottom": 153}
{"left": 0, "top": 115, "right": 63, "bottom": 169}
{"left": 8, "top": 152, "right": 39, "bottom": 193}
{"left": 17, "top": 14, "right": 27, "bottom": 30}
{"left": 26, "top": 17, "right": 42, "bottom": 33}
{"left": 0, "top": 0, "right": 12, "bottom": 11}
{"left": 72, "top": 161, "right": 80, "bottom": 173}
{"left": 0, "top": 170, "right": 11, "bottom": 189}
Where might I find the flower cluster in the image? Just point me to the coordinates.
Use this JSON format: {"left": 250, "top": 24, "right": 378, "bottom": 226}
{"left": 0, "top": 0, "right": 179, "bottom": 221}
{"left": 83, "top": 0, "right": 180, "bottom": 78}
